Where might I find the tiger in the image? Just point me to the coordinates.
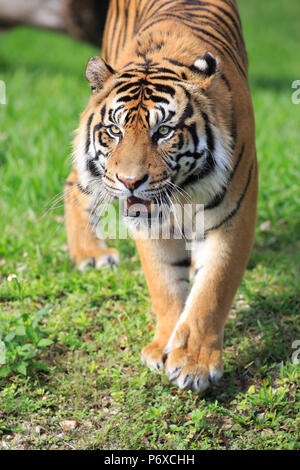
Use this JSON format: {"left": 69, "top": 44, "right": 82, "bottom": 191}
{"left": 64, "top": 0, "right": 258, "bottom": 393}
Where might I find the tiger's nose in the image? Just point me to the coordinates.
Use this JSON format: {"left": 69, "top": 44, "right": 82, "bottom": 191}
{"left": 116, "top": 173, "right": 149, "bottom": 191}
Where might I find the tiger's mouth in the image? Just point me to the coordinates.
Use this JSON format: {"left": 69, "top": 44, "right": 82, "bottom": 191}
{"left": 123, "top": 196, "right": 157, "bottom": 218}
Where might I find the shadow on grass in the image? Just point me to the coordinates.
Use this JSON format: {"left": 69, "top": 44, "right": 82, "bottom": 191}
{"left": 204, "top": 290, "right": 299, "bottom": 403}
{"left": 208, "top": 219, "right": 300, "bottom": 402}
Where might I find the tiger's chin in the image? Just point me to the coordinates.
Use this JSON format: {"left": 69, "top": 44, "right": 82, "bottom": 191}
{"left": 122, "top": 196, "right": 168, "bottom": 233}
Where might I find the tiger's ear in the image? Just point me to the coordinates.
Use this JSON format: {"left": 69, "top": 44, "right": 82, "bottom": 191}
{"left": 190, "top": 52, "right": 219, "bottom": 88}
{"left": 85, "top": 56, "right": 115, "bottom": 93}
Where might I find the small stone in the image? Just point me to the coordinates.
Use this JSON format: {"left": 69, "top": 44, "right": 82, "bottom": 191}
{"left": 35, "top": 425, "right": 42, "bottom": 435}
{"left": 60, "top": 420, "right": 77, "bottom": 431}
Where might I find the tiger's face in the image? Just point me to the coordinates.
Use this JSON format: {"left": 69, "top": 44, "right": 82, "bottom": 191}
{"left": 74, "top": 54, "right": 232, "bottom": 229}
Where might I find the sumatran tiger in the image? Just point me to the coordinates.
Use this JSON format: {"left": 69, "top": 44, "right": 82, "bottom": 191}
{"left": 64, "top": 0, "right": 258, "bottom": 393}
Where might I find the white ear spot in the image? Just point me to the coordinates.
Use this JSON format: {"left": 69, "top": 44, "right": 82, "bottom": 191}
{"left": 193, "top": 52, "right": 218, "bottom": 77}
{"left": 193, "top": 58, "right": 209, "bottom": 72}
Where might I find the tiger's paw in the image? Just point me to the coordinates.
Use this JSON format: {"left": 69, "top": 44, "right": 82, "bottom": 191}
{"left": 75, "top": 248, "right": 120, "bottom": 271}
{"left": 141, "top": 342, "right": 166, "bottom": 372}
{"left": 163, "top": 324, "right": 223, "bottom": 393}
{"left": 164, "top": 347, "right": 223, "bottom": 393}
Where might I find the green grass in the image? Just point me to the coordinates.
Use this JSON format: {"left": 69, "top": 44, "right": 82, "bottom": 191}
{"left": 0, "top": 0, "right": 299, "bottom": 450}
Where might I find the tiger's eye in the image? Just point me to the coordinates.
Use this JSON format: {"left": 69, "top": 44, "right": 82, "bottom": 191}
{"left": 109, "top": 125, "right": 122, "bottom": 136}
{"left": 158, "top": 126, "right": 171, "bottom": 136}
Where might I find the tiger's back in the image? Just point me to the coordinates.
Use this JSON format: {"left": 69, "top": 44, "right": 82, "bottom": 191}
{"left": 103, "top": 0, "right": 248, "bottom": 69}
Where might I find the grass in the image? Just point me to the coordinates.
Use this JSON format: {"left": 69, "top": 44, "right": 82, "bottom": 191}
{"left": 0, "top": 0, "right": 299, "bottom": 450}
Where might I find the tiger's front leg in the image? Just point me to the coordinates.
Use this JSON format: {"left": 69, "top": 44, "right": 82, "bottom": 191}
{"left": 163, "top": 220, "right": 255, "bottom": 393}
{"left": 135, "top": 237, "right": 191, "bottom": 371}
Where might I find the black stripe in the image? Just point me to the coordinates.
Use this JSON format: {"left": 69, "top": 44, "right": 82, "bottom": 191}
{"left": 104, "top": 61, "right": 115, "bottom": 75}
{"left": 186, "top": 122, "right": 198, "bottom": 149}
{"left": 113, "top": 2, "right": 122, "bottom": 63}
{"left": 100, "top": 104, "right": 106, "bottom": 121}
{"left": 201, "top": 112, "right": 215, "bottom": 153}
{"left": 87, "top": 160, "right": 102, "bottom": 177}
{"left": 112, "top": 104, "right": 124, "bottom": 121}
{"left": 127, "top": 86, "right": 141, "bottom": 95}
{"left": 204, "top": 192, "right": 225, "bottom": 211}
{"left": 204, "top": 144, "right": 245, "bottom": 210}
{"left": 122, "top": 3, "right": 129, "bottom": 49}
{"left": 85, "top": 113, "right": 94, "bottom": 154}
{"left": 116, "top": 92, "right": 141, "bottom": 103}
{"left": 119, "top": 72, "right": 136, "bottom": 79}
{"left": 165, "top": 58, "right": 187, "bottom": 68}
{"left": 178, "top": 111, "right": 216, "bottom": 188}
{"left": 157, "top": 105, "right": 166, "bottom": 121}
{"left": 104, "top": 174, "right": 115, "bottom": 184}
{"left": 150, "top": 95, "right": 170, "bottom": 104}
{"left": 205, "top": 162, "right": 253, "bottom": 234}
{"left": 77, "top": 183, "right": 92, "bottom": 195}
{"left": 230, "top": 144, "right": 245, "bottom": 179}
{"left": 111, "top": 0, "right": 119, "bottom": 62}
{"left": 181, "top": 153, "right": 215, "bottom": 187}
{"left": 147, "top": 67, "right": 180, "bottom": 76}
{"left": 153, "top": 83, "right": 176, "bottom": 97}
{"left": 148, "top": 75, "right": 182, "bottom": 82}
{"left": 115, "top": 78, "right": 149, "bottom": 91}
{"left": 177, "top": 101, "right": 193, "bottom": 128}
{"left": 116, "top": 80, "right": 176, "bottom": 99}
{"left": 116, "top": 81, "right": 142, "bottom": 94}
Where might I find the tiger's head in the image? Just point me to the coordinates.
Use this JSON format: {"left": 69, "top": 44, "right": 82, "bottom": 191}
{"left": 74, "top": 53, "right": 233, "bottom": 230}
